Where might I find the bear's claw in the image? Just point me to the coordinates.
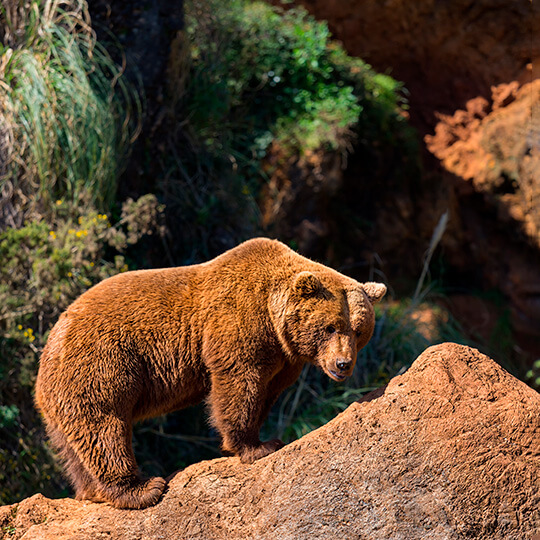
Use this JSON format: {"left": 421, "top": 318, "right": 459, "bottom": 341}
{"left": 108, "top": 476, "right": 167, "bottom": 509}
{"left": 239, "top": 439, "right": 285, "bottom": 464}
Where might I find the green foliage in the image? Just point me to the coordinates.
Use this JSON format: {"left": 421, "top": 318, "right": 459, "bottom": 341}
{"left": 0, "top": 400, "right": 65, "bottom": 505}
{"left": 0, "top": 0, "right": 139, "bottom": 212}
{"left": 187, "top": 1, "right": 354, "bottom": 154}
{"left": 163, "top": 0, "right": 412, "bottom": 262}
{"left": 184, "top": 0, "right": 407, "bottom": 158}
{"left": 0, "top": 195, "right": 163, "bottom": 331}
{"left": 0, "top": 194, "right": 163, "bottom": 505}
{"left": 525, "top": 359, "right": 540, "bottom": 389}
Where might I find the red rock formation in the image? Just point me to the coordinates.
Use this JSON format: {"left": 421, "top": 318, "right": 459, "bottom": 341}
{"left": 427, "top": 81, "right": 540, "bottom": 250}
{"left": 2, "top": 343, "right": 538, "bottom": 539}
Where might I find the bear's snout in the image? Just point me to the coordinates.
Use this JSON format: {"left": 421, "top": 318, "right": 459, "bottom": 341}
{"left": 336, "top": 358, "right": 352, "bottom": 372}
{"left": 328, "top": 357, "right": 354, "bottom": 381}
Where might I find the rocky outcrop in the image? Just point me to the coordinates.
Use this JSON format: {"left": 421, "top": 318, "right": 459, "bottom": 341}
{"left": 2, "top": 343, "right": 539, "bottom": 539}
{"left": 427, "top": 81, "right": 540, "bottom": 250}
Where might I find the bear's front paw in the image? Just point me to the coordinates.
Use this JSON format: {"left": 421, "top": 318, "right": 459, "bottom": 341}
{"left": 108, "top": 476, "right": 167, "bottom": 509}
{"left": 239, "top": 439, "right": 285, "bottom": 464}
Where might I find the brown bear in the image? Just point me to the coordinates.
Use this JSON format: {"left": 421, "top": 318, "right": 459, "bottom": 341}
{"left": 35, "top": 237, "right": 386, "bottom": 509}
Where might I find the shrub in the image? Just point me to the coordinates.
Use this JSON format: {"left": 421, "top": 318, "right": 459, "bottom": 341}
{"left": 162, "top": 0, "right": 412, "bottom": 262}
{"left": 0, "top": 194, "right": 163, "bottom": 504}
{"left": 185, "top": 0, "right": 362, "bottom": 155}
{"left": 526, "top": 359, "right": 540, "bottom": 389}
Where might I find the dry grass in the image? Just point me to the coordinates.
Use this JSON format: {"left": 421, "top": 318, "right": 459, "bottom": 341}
{"left": 0, "top": 0, "right": 138, "bottom": 227}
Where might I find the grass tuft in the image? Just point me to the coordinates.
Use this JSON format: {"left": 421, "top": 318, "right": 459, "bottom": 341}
{"left": 0, "top": 0, "right": 139, "bottom": 219}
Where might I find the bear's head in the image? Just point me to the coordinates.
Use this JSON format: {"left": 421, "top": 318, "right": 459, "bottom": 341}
{"left": 278, "top": 271, "right": 386, "bottom": 381}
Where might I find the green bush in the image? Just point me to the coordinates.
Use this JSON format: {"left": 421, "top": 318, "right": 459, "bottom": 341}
{"left": 186, "top": 1, "right": 359, "bottom": 155}
{"left": 162, "top": 0, "right": 412, "bottom": 262}
{"left": 184, "top": 0, "right": 409, "bottom": 156}
{"left": 0, "top": 194, "right": 163, "bottom": 505}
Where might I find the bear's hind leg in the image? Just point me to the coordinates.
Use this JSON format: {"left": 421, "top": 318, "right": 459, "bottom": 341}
{"left": 57, "top": 414, "right": 166, "bottom": 509}
{"left": 46, "top": 422, "right": 103, "bottom": 501}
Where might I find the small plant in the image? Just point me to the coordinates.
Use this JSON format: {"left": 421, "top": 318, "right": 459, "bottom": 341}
{"left": 0, "top": 194, "right": 163, "bottom": 505}
{"left": 525, "top": 359, "right": 540, "bottom": 389}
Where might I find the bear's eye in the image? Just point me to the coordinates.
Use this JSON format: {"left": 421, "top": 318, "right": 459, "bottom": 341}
{"left": 325, "top": 325, "right": 336, "bottom": 334}
{"left": 355, "top": 330, "right": 362, "bottom": 338}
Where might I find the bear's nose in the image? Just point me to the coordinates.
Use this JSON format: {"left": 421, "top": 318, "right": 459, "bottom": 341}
{"left": 336, "top": 358, "right": 352, "bottom": 372}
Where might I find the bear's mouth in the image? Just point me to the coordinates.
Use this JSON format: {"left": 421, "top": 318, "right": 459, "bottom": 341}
{"left": 328, "top": 369, "right": 348, "bottom": 382}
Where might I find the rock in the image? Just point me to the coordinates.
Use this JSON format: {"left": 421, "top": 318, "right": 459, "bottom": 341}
{"left": 1, "top": 343, "right": 539, "bottom": 539}
{"left": 427, "top": 81, "right": 540, "bottom": 250}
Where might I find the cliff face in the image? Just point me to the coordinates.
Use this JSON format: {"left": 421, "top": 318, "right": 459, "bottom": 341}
{"left": 2, "top": 343, "right": 539, "bottom": 539}
{"left": 426, "top": 81, "right": 540, "bottom": 345}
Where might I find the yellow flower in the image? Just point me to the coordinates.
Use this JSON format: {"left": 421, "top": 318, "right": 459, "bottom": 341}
{"left": 55, "top": 199, "right": 63, "bottom": 205}
{"left": 68, "top": 229, "right": 75, "bottom": 235}
{"left": 49, "top": 231, "right": 56, "bottom": 239}
{"left": 17, "top": 324, "right": 23, "bottom": 330}
{"left": 68, "top": 271, "right": 73, "bottom": 277}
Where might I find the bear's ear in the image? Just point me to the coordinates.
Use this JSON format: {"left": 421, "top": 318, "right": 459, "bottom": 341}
{"left": 293, "top": 272, "right": 322, "bottom": 298}
{"left": 362, "top": 282, "right": 387, "bottom": 304}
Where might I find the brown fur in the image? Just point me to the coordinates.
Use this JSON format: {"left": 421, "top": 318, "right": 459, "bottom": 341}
{"left": 35, "top": 238, "right": 386, "bottom": 508}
